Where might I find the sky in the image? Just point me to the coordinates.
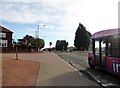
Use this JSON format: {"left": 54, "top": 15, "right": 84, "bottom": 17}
{"left": 0, "top": 0, "right": 119, "bottom": 48}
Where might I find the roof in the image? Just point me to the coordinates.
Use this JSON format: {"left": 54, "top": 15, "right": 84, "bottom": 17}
{"left": 91, "top": 28, "right": 120, "bottom": 39}
{"left": 0, "top": 25, "right": 13, "bottom": 33}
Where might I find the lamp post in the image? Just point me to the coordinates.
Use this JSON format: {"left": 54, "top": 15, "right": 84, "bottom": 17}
{"left": 37, "top": 24, "right": 46, "bottom": 38}
{"left": 37, "top": 24, "right": 46, "bottom": 51}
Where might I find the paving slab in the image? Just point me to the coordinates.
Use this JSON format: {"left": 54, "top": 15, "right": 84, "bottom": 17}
{"left": 2, "top": 52, "right": 101, "bottom": 87}
{"left": 2, "top": 57, "right": 40, "bottom": 87}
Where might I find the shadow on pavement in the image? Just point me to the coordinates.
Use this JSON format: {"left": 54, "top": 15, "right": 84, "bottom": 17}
{"left": 80, "top": 68, "right": 120, "bottom": 87}
{"left": 36, "top": 71, "right": 101, "bottom": 87}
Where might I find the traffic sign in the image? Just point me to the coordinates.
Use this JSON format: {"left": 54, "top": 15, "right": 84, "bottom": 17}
{"left": 14, "top": 36, "right": 18, "bottom": 43}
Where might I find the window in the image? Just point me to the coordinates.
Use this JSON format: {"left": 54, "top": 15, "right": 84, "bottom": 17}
{"left": 101, "top": 40, "right": 106, "bottom": 56}
{"left": 0, "top": 32, "right": 6, "bottom": 38}
{"left": 111, "top": 37, "right": 120, "bottom": 58}
{"left": 107, "top": 36, "right": 120, "bottom": 58}
{"left": 95, "top": 40, "right": 100, "bottom": 55}
{"left": 0, "top": 40, "right": 7, "bottom": 47}
{"left": 107, "top": 42, "right": 112, "bottom": 56}
{"left": 88, "top": 39, "right": 93, "bottom": 53}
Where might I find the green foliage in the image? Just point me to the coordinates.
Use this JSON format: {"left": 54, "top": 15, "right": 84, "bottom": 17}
{"left": 55, "top": 40, "right": 68, "bottom": 50}
{"left": 23, "top": 35, "right": 45, "bottom": 49}
{"left": 35, "top": 38, "right": 45, "bottom": 49}
{"left": 74, "top": 23, "right": 91, "bottom": 51}
{"left": 23, "top": 35, "right": 34, "bottom": 44}
{"left": 49, "top": 42, "right": 52, "bottom": 46}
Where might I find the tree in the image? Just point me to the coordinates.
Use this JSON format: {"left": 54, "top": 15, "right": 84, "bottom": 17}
{"left": 23, "top": 35, "right": 34, "bottom": 44}
{"left": 22, "top": 35, "right": 45, "bottom": 51}
{"left": 35, "top": 38, "right": 45, "bottom": 51}
{"left": 55, "top": 40, "right": 68, "bottom": 50}
{"left": 49, "top": 42, "right": 52, "bottom": 47}
{"left": 56, "top": 40, "right": 62, "bottom": 50}
{"left": 74, "top": 23, "right": 91, "bottom": 51}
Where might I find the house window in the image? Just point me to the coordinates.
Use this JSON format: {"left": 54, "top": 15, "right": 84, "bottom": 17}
{"left": 0, "top": 40, "right": 7, "bottom": 47}
{"left": 0, "top": 32, "right": 6, "bottom": 38}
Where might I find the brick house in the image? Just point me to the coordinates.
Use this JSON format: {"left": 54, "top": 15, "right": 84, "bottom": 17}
{"left": 0, "top": 25, "right": 13, "bottom": 52}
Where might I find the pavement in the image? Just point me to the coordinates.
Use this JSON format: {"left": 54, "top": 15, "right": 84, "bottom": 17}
{"left": 2, "top": 52, "right": 101, "bottom": 87}
{"left": 2, "top": 57, "right": 40, "bottom": 87}
{"left": 55, "top": 51, "right": 120, "bottom": 88}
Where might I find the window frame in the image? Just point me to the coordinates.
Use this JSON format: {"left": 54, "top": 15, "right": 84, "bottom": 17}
{"left": 0, "top": 40, "right": 8, "bottom": 47}
{"left": 0, "top": 32, "right": 6, "bottom": 38}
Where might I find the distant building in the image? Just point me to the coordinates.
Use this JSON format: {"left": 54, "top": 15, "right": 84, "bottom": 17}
{"left": 0, "top": 25, "right": 13, "bottom": 52}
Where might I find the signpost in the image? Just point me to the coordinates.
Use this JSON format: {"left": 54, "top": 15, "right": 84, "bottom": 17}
{"left": 49, "top": 42, "right": 52, "bottom": 52}
{"left": 14, "top": 36, "right": 18, "bottom": 60}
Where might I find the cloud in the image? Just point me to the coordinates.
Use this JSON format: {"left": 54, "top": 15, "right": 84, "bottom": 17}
{"left": 1, "top": 0, "right": 118, "bottom": 32}
{"left": 1, "top": 1, "right": 79, "bottom": 24}
{"left": 1, "top": 0, "right": 119, "bottom": 47}
{"left": 0, "top": 0, "right": 82, "bottom": 34}
{"left": 0, "top": 0, "right": 87, "bottom": 30}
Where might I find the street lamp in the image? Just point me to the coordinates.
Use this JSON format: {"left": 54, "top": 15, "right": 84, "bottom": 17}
{"left": 37, "top": 24, "right": 46, "bottom": 38}
{"left": 36, "top": 24, "right": 46, "bottom": 52}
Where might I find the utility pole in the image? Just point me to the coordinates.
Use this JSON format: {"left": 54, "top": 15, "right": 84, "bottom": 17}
{"left": 38, "top": 25, "right": 39, "bottom": 38}
{"left": 37, "top": 24, "right": 46, "bottom": 38}
{"left": 35, "top": 30, "right": 37, "bottom": 38}
{"left": 37, "top": 24, "right": 46, "bottom": 51}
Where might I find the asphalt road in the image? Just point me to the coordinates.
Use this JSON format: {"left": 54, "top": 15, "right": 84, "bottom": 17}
{"left": 53, "top": 50, "right": 120, "bottom": 88}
